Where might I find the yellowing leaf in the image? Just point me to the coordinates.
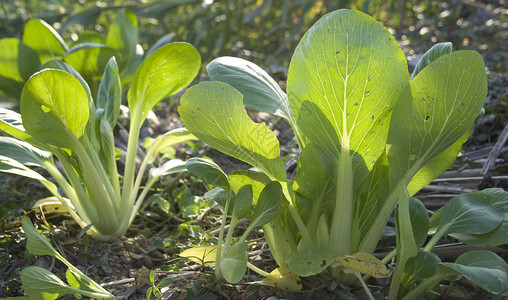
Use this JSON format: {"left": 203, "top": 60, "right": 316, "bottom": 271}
{"left": 179, "top": 245, "right": 216, "bottom": 266}
{"left": 261, "top": 267, "right": 302, "bottom": 292}
{"left": 336, "top": 252, "right": 392, "bottom": 278}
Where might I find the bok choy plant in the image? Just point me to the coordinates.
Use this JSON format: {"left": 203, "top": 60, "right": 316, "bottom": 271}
{"left": 178, "top": 8, "right": 508, "bottom": 297}
{"left": 0, "top": 42, "right": 200, "bottom": 241}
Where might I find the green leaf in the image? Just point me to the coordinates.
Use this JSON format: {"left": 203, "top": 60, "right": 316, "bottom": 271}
{"left": 0, "top": 137, "right": 52, "bottom": 167}
{"left": 410, "top": 42, "right": 452, "bottom": 80}
{"left": 232, "top": 185, "right": 253, "bottom": 220}
{"left": 407, "top": 129, "right": 471, "bottom": 196}
{"left": 207, "top": 56, "right": 293, "bottom": 123}
{"left": 149, "top": 159, "right": 186, "bottom": 180}
{"left": 0, "top": 155, "right": 49, "bottom": 183}
{"left": 400, "top": 251, "right": 441, "bottom": 295}
{"left": 294, "top": 143, "right": 334, "bottom": 227}
{"left": 287, "top": 9, "right": 408, "bottom": 171}
{"left": 437, "top": 192, "right": 503, "bottom": 236}
{"left": 388, "top": 50, "right": 487, "bottom": 185}
{"left": 21, "top": 216, "right": 57, "bottom": 257}
{"left": 22, "top": 19, "right": 68, "bottom": 63}
{"left": 219, "top": 241, "right": 248, "bottom": 283}
{"left": 40, "top": 60, "right": 93, "bottom": 104}
{"left": 97, "top": 57, "right": 122, "bottom": 127}
{"left": 129, "top": 42, "right": 201, "bottom": 122}
{"left": 179, "top": 81, "right": 286, "bottom": 181}
{"left": 249, "top": 181, "right": 283, "bottom": 227}
{"left": 0, "top": 38, "right": 39, "bottom": 98}
{"left": 287, "top": 248, "right": 334, "bottom": 277}
{"left": 21, "top": 266, "right": 75, "bottom": 300}
{"left": 408, "top": 198, "right": 429, "bottom": 248}
{"left": 439, "top": 250, "right": 508, "bottom": 295}
{"left": 186, "top": 158, "right": 230, "bottom": 191}
{"left": 106, "top": 8, "right": 138, "bottom": 71}
{"left": 229, "top": 169, "right": 271, "bottom": 204}
{"left": 204, "top": 187, "right": 228, "bottom": 208}
{"left": 20, "top": 69, "right": 89, "bottom": 148}
{"left": 450, "top": 188, "right": 508, "bottom": 247}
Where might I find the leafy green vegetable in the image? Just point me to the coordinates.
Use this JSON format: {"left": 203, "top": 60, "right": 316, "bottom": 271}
{"left": 179, "top": 8, "right": 495, "bottom": 294}
{"left": 1, "top": 42, "right": 200, "bottom": 240}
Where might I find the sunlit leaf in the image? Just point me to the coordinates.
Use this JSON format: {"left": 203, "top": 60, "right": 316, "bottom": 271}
{"left": 0, "top": 38, "right": 39, "bottom": 98}
{"left": 97, "top": 57, "right": 121, "bottom": 127}
{"left": 179, "top": 81, "right": 286, "bottom": 180}
{"left": 179, "top": 245, "right": 217, "bottom": 266}
{"left": 129, "top": 42, "right": 200, "bottom": 122}
{"left": 22, "top": 19, "right": 68, "bottom": 63}
{"left": 20, "top": 69, "right": 89, "bottom": 148}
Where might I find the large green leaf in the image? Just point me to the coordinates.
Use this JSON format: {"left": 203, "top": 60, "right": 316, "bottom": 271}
{"left": 106, "top": 8, "right": 138, "bottom": 71}
{"left": 436, "top": 192, "right": 503, "bottom": 237}
{"left": 179, "top": 81, "right": 286, "bottom": 181}
{"left": 439, "top": 250, "right": 508, "bottom": 295}
{"left": 287, "top": 9, "right": 408, "bottom": 172}
{"left": 0, "top": 155, "right": 49, "bottom": 183}
{"left": 388, "top": 50, "right": 487, "bottom": 185}
{"left": 128, "top": 42, "right": 201, "bottom": 122}
{"left": 22, "top": 19, "right": 68, "bottom": 63}
{"left": 287, "top": 248, "right": 334, "bottom": 277}
{"left": 450, "top": 189, "right": 508, "bottom": 247}
{"left": 20, "top": 69, "right": 89, "bottom": 148}
{"left": 408, "top": 197, "right": 429, "bottom": 248}
{"left": 0, "top": 38, "right": 39, "bottom": 98}
{"left": 40, "top": 60, "right": 93, "bottom": 104}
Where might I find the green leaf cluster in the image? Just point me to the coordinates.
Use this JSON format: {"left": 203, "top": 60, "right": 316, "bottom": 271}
{"left": 0, "top": 8, "right": 178, "bottom": 100}
{"left": 1, "top": 42, "right": 200, "bottom": 241}
{"left": 177, "top": 8, "right": 506, "bottom": 296}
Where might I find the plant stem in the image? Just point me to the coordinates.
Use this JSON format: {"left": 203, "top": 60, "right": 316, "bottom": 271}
{"left": 215, "top": 189, "right": 232, "bottom": 280}
{"left": 423, "top": 227, "right": 447, "bottom": 252}
{"left": 329, "top": 149, "right": 353, "bottom": 256}
{"left": 246, "top": 262, "right": 270, "bottom": 277}
{"left": 120, "top": 108, "right": 143, "bottom": 219}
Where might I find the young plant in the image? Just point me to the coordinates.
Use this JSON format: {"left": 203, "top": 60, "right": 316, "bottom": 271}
{"left": 19, "top": 216, "right": 114, "bottom": 299}
{"left": 0, "top": 42, "right": 200, "bottom": 241}
{"left": 178, "top": 8, "right": 507, "bottom": 296}
{"left": 180, "top": 158, "right": 282, "bottom": 283}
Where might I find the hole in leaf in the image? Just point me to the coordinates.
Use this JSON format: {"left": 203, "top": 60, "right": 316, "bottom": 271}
{"left": 425, "top": 115, "right": 431, "bottom": 121}
{"left": 41, "top": 105, "right": 51, "bottom": 113}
